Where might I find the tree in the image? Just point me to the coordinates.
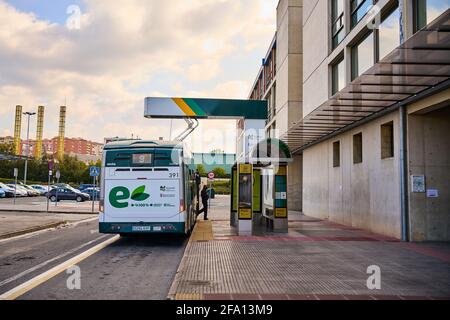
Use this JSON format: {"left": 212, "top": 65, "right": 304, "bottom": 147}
{"left": 0, "top": 154, "right": 100, "bottom": 185}
{"left": 212, "top": 167, "right": 227, "bottom": 178}
{"left": 0, "top": 142, "right": 14, "bottom": 155}
{"left": 196, "top": 164, "right": 206, "bottom": 177}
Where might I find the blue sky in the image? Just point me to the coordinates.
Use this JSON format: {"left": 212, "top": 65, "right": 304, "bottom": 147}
{"left": 0, "top": 0, "right": 277, "bottom": 152}
{"left": 6, "top": 0, "right": 84, "bottom": 24}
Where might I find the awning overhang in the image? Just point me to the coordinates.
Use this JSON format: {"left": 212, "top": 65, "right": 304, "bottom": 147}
{"left": 249, "top": 138, "right": 293, "bottom": 166}
{"left": 283, "top": 9, "right": 450, "bottom": 154}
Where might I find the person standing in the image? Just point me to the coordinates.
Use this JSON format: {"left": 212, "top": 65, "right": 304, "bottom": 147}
{"left": 198, "top": 185, "right": 209, "bottom": 220}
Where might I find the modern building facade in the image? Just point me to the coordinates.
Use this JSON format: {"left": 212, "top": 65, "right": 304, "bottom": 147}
{"left": 250, "top": 0, "right": 450, "bottom": 241}
{"left": 249, "top": 0, "right": 304, "bottom": 211}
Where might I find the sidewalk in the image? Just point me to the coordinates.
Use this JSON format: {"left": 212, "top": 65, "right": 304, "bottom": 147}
{"left": 169, "top": 195, "right": 450, "bottom": 300}
{"left": 0, "top": 200, "right": 98, "bottom": 214}
{"left": 0, "top": 211, "right": 97, "bottom": 239}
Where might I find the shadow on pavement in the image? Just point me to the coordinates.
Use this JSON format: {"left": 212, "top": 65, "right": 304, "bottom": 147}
{"left": 113, "top": 234, "right": 188, "bottom": 248}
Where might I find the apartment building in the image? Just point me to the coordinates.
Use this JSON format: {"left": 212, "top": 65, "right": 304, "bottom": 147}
{"left": 250, "top": 0, "right": 450, "bottom": 241}
{"left": 18, "top": 137, "right": 104, "bottom": 163}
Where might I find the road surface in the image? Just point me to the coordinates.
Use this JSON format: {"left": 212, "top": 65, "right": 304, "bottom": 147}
{"left": 0, "top": 218, "right": 187, "bottom": 300}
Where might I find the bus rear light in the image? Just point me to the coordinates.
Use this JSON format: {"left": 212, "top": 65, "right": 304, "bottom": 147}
{"left": 180, "top": 200, "right": 185, "bottom": 212}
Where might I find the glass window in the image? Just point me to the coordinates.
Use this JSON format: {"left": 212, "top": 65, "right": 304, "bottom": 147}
{"left": 353, "top": 133, "right": 363, "bottom": 164}
{"left": 351, "top": 0, "right": 373, "bottom": 28}
{"left": 333, "top": 141, "right": 341, "bottom": 167}
{"left": 332, "top": 57, "right": 345, "bottom": 95}
{"left": 154, "top": 149, "right": 180, "bottom": 167}
{"left": 379, "top": 8, "right": 400, "bottom": 60}
{"left": 381, "top": 122, "right": 394, "bottom": 159}
{"left": 415, "top": 0, "right": 450, "bottom": 31}
{"left": 332, "top": 0, "right": 345, "bottom": 48}
{"left": 351, "top": 32, "right": 374, "bottom": 80}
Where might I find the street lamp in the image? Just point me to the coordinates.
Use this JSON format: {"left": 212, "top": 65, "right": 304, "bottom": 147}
{"left": 23, "top": 111, "right": 36, "bottom": 185}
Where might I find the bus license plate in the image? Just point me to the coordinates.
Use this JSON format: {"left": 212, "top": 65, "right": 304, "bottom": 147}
{"left": 133, "top": 226, "right": 152, "bottom": 232}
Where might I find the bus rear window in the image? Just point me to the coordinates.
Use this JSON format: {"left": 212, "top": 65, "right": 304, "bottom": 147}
{"left": 154, "top": 149, "right": 180, "bottom": 166}
{"left": 105, "top": 149, "right": 180, "bottom": 167}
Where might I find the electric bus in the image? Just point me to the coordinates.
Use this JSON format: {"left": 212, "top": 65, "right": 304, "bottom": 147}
{"left": 99, "top": 140, "right": 198, "bottom": 235}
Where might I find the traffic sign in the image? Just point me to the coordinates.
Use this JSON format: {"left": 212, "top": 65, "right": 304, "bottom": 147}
{"left": 90, "top": 166, "right": 100, "bottom": 177}
{"left": 208, "top": 172, "right": 215, "bottom": 180}
{"left": 13, "top": 168, "right": 18, "bottom": 178}
{"left": 49, "top": 170, "right": 53, "bottom": 176}
{"left": 56, "top": 170, "right": 61, "bottom": 179}
{"left": 48, "top": 160, "right": 54, "bottom": 170}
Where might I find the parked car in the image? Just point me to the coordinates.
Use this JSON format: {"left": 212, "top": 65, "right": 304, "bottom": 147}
{"left": 9, "top": 184, "right": 39, "bottom": 197}
{"left": 6, "top": 184, "right": 28, "bottom": 197}
{"left": 78, "top": 184, "right": 96, "bottom": 192}
{"left": 30, "top": 185, "right": 52, "bottom": 196}
{"left": 52, "top": 183, "right": 80, "bottom": 192}
{"left": 47, "top": 187, "right": 90, "bottom": 202}
{"left": 83, "top": 187, "right": 100, "bottom": 199}
{"left": 0, "top": 183, "right": 15, "bottom": 198}
{"left": 0, "top": 189, "right": 5, "bottom": 198}
{"left": 21, "top": 185, "right": 41, "bottom": 197}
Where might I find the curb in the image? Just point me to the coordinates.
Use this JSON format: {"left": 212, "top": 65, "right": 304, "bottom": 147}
{"left": 0, "top": 209, "right": 98, "bottom": 215}
{"left": 0, "top": 221, "right": 67, "bottom": 240}
{"left": 167, "top": 221, "right": 199, "bottom": 301}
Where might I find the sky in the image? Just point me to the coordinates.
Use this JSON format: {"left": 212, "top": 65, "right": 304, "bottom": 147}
{"left": 0, "top": 0, "right": 278, "bottom": 152}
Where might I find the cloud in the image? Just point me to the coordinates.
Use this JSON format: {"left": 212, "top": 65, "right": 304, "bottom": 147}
{"left": 0, "top": 0, "right": 277, "bottom": 152}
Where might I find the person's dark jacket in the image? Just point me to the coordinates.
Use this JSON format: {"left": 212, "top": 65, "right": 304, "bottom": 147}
{"left": 201, "top": 188, "right": 209, "bottom": 203}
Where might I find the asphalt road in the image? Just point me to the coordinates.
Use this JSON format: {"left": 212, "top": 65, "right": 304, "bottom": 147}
{"left": 0, "top": 218, "right": 188, "bottom": 300}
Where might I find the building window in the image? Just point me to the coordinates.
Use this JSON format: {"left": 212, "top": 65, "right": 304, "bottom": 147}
{"left": 353, "top": 133, "right": 363, "bottom": 164}
{"left": 381, "top": 121, "right": 394, "bottom": 159}
{"left": 351, "top": 32, "right": 374, "bottom": 80}
{"left": 379, "top": 7, "right": 401, "bottom": 60}
{"left": 333, "top": 141, "right": 340, "bottom": 167}
{"left": 351, "top": 0, "right": 373, "bottom": 29}
{"left": 332, "top": 57, "right": 345, "bottom": 95}
{"left": 414, "top": 0, "right": 450, "bottom": 32}
{"left": 332, "top": 0, "right": 345, "bottom": 48}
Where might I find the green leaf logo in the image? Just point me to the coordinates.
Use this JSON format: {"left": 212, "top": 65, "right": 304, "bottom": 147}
{"left": 131, "top": 185, "right": 150, "bottom": 201}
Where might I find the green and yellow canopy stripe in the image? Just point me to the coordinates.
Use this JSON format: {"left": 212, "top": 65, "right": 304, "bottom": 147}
{"left": 172, "top": 98, "right": 207, "bottom": 117}
{"left": 145, "top": 97, "right": 268, "bottom": 120}
{"left": 172, "top": 98, "right": 195, "bottom": 117}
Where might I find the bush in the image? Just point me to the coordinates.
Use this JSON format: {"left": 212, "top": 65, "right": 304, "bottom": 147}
{"left": 211, "top": 179, "right": 231, "bottom": 195}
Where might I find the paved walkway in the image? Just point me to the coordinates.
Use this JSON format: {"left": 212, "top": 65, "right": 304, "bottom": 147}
{"left": 169, "top": 196, "right": 450, "bottom": 300}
